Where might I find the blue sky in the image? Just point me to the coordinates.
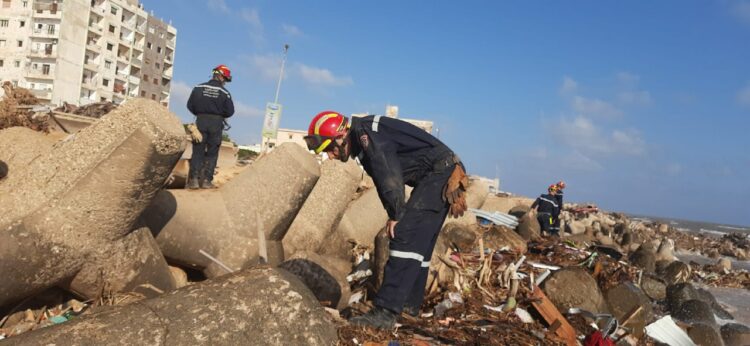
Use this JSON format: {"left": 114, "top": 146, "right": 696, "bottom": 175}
{"left": 142, "top": 0, "right": 750, "bottom": 226}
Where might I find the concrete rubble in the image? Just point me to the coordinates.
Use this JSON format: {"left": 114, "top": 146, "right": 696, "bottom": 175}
{"left": 1, "top": 96, "right": 748, "bottom": 344}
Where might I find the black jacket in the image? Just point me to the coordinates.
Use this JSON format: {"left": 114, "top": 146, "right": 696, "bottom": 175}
{"left": 187, "top": 79, "right": 234, "bottom": 118}
{"left": 554, "top": 191, "right": 563, "bottom": 218}
{"left": 531, "top": 193, "right": 559, "bottom": 215}
{"left": 348, "top": 115, "right": 456, "bottom": 221}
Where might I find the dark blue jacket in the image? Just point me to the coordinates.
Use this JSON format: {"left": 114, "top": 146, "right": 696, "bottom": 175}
{"left": 348, "top": 115, "right": 457, "bottom": 221}
{"left": 187, "top": 79, "right": 234, "bottom": 118}
{"left": 531, "top": 193, "right": 559, "bottom": 215}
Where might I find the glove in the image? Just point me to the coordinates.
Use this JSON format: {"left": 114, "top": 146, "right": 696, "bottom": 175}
{"left": 443, "top": 164, "right": 469, "bottom": 218}
{"left": 187, "top": 123, "right": 203, "bottom": 143}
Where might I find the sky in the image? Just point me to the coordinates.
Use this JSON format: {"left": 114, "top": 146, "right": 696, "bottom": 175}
{"left": 141, "top": 0, "right": 750, "bottom": 226}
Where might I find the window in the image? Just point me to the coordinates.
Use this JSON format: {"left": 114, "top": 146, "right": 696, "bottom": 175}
{"left": 1, "top": 0, "right": 8, "bottom": 9}
{"left": 106, "top": 43, "right": 113, "bottom": 51}
{"left": 151, "top": 94, "right": 156, "bottom": 100}
{"left": 0, "top": 20, "right": 9, "bottom": 28}
{"left": 14, "top": 60, "right": 20, "bottom": 67}
{"left": 23, "top": 1, "right": 28, "bottom": 8}
{"left": 140, "top": 90, "right": 146, "bottom": 97}
{"left": 11, "top": 80, "right": 17, "bottom": 87}
{"left": 37, "top": 23, "right": 42, "bottom": 30}
{"left": 103, "top": 79, "right": 109, "bottom": 86}
{"left": 146, "top": 42, "right": 152, "bottom": 49}
{"left": 155, "top": 63, "right": 160, "bottom": 69}
{"left": 153, "top": 78, "right": 157, "bottom": 84}
{"left": 109, "top": 25, "right": 115, "bottom": 33}
{"left": 105, "top": 60, "right": 111, "bottom": 69}
{"left": 0, "top": 60, "right": 3, "bottom": 67}
{"left": 110, "top": 6, "right": 118, "bottom": 15}
{"left": 17, "top": 40, "right": 23, "bottom": 47}
{"left": 19, "top": 20, "right": 25, "bottom": 28}
{"left": 143, "top": 74, "right": 148, "bottom": 81}
{"left": 42, "top": 64, "right": 50, "bottom": 75}
{"left": 101, "top": 97, "right": 107, "bottom": 102}
{"left": 157, "top": 46, "right": 162, "bottom": 54}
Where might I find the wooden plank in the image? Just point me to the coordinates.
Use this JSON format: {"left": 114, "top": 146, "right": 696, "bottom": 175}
{"left": 530, "top": 286, "right": 578, "bottom": 346}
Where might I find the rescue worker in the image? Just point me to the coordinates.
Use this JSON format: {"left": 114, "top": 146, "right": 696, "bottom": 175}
{"left": 531, "top": 184, "right": 560, "bottom": 237}
{"left": 304, "top": 111, "right": 469, "bottom": 330}
{"left": 186, "top": 64, "right": 235, "bottom": 189}
{"left": 551, "top": 181, "right": 566, "bottom": 234}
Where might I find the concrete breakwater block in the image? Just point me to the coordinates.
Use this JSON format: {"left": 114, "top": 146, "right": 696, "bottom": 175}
{"left": 0, "top": 99, "right": 185, "bottom": 308}
{"left": 2, "top": 267, "right": 339, "bottom": 346}
{"left": 142, "top": 143, "right": 320, "bottom": 276}
{"left": 283, "top": 159, "right": 361, "bottom": 258}
{"left": 279, "top": 251, "right": 352, "bottom": 310}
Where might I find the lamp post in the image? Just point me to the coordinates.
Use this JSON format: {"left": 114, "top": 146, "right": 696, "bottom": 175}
{"left": 273, "top": 44, "right": 290, "bottom": 104}
{"left": 261, "top": 44, "right": 289, "bottom": 152}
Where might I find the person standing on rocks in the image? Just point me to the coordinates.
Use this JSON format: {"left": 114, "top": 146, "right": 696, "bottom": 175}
{"left": 531, "top": 184, "right": 560, "bottom": 237}
{"left": 551, "top": 180, "right": 565, "bottom": 234}
{"left": 186, "top": 64, "right": 235, "bottom": 189}
{"left": 304, "top": 111, "right": 469, "bottom": 329}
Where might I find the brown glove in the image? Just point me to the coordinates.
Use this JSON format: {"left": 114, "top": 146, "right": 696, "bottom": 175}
{"left": 443, "top": 165, "right": 469, "bottom": 218}
{"left": 187, "top": 123, "right": 203, "bottom": 143}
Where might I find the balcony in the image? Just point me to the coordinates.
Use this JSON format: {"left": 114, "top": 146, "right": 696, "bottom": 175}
{"left": 32, "top": 3, "right": 62, "bottom": 19}
{"left": 81, "top": 78, "right": 98, "bottom": 89}
{"left": 162, "top": 67, "right": 173, "bottom": 78}
{"left": 128, "top": 75, "right": 140, "bottom": 84}
{"left": 84, "top": 62, "right": 99, "bottom": 71}
{"left": 130, "top": 57, "right": 142, "bottom": 66}
{"left": 166, "top": 39, "right": 175, "bottom": 49}
{"left": 26, "top": 68, "right": 55, "bottom": 80}
{"left": 30, "top": 28, "right": 58, "bottom": 38}
{"left": 28, "top": 48, "right": 57, "bottom": 58}
{"left": 86, "top": 41, "right": 101, "bottom": 52}
{"left": 31, "top": 89, "right": 53, "bottom": 100}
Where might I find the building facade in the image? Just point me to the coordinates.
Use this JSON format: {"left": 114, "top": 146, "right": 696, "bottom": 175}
{"left": 0, "top": 0, "right": 176, "bottom": 106}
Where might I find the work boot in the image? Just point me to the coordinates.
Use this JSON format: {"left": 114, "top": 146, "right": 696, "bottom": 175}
{"left": 402, "top": 305, "right": 420, "bottom": 317}
{"left": 349, "top": 306, "right": 397, "bottom": 330}
{"left": 201, "top": 180, "right": 216, "bottom": 189}
{"left": 187, "top": 178, "right": 200, "bottom": 190}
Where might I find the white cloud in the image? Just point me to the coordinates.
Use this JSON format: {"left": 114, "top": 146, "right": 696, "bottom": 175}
{"left": 240, "top": 8, "right": 263, "bottom": 30}
{"left": 560, "top": 76, "right": 578, "bottom": 95}
{"left": 297, "top": 64, "right": 353, "bottom": 87}
{"left": 207, "top": 0, "right": 230, "bottom": 14}
{"left": 234, "top": 101, "right": 263, "bottom": 118}
{"left": 244, "top": 54, "right": 283, "bottom": 81}
{"left": 737, "top": 83, "right": 750, "bottom": 107}
{"left": 553, "top": 116, "right": 646, "bottom": 157}
{"left": 282, "top": 24, "right": 304, "bottom": 37}
{"left": 572, "top": 96, "right": 623, "bottom": 119}
{"left": 618, "top": 90, "right": 653, "bottom": 106}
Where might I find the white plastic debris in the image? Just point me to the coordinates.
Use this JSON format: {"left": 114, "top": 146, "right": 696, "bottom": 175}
{"left": 645, "top": 316, "right": 696, "bottom": 346}
{"left": 528, "top": 262, "right": 561, "bottom": 271}
{"left": 484, "top": 304, "right": 504, "bottom": 312}
{"left": 535, "top": 269, "right": 552, "bottom": 286}
{"left": 515, "top": 308, "right": 534, "bottom": 324}
{"left": 348, "top": 291, "right": 365, "bottom": 305}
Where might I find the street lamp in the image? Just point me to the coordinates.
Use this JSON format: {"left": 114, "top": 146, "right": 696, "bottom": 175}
{"left": 273, "top": 44, "right": 290, "bottom": 104}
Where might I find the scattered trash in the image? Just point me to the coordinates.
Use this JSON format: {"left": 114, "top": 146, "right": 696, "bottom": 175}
{"left": 515, "top": 308, "right": 534, "bottom": 323}
{"left": 644, "top": 316, "right": 696, "bottom": 346}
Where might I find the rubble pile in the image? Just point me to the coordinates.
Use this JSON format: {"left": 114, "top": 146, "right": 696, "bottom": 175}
{"left": 0, "top": 83, "right": 49, "bottom": 133}
{"left": 1, "top": 107, "right": 748, "bottom": 345}
{"left": 54, "top": 101, "right": 117, "bottom": 119}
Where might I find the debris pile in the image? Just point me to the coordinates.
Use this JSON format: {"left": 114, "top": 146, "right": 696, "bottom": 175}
{"left": 0, "top": 82, "right": 49, "bottom": 133}
{"left": 54, "top": 101, "right": 117, "bottom": 119}
{"left": 1, "top": 107, "right": 748, "bottom": 345}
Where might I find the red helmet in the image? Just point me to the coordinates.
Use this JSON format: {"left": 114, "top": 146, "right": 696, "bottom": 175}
{"left": 213, "top": 64, "right": 232, "bottom": 82}
{"left": 557, "top": 181, "right": 566, "bottom": 190}
{"left": 548, "top": 184, "right": 558, "bottom": 193}
{"left": 304, "top": 111, "right": 349, "bottom": 154}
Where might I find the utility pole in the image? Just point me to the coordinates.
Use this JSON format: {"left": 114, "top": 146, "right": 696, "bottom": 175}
{"left": 273, "top": 44, "right": 290, "bottom": 104}
{"left": 261, "top": 44, "right": 289, "bottom": 152}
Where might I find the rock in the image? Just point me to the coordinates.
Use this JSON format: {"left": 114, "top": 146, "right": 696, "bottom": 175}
{"left": 716, "top": 258, "right": 732, "bottom": 271}
{"left": 595, "top": 232, "right": 615, "bottom": 246}
{"left": 640, "top": 274, "right": 667, "bottom": 301}
{"left": 566, "top": 220, "right": 586, "bottom": 235}
{"left": 279, "top": 251, "right": 351, "bottom": 310}
{"left": 515, "top": 212, "right": 541, "bottom": 241}
{"left": 688, "top": 323, "right": 724, "bottom": 346}
{"left": 604, "top": 282, "right": 654, "bottom": 338}
{"left": 667, "top": 282, "right": 700, "bottom": 313}
{"left": 169, "top": 266, "right": 188, "bottom": 288}
{"left": 673, "top": 299, "right": 716, "bottom": 326}
{"left": 541, "top": 267, "right": 608, "bottom": 314}
{"left": 629, "top": 243, "right": 657, "bottom": 273}
{"left": 0, "top": 99, "right": 185, "bottom": 307}
{"left": 656, "top": 238, "right": 678, "bottom": 262}
{"left": 658, "top": 223, "right": 669, "bottom": 234}
{"left": 720, "top": 323, "right": 750, "bottom": 346}
{"left": 660, "top": 261, "right": 692, "bottom": 285}
{"left": 2, "top": 267, "right": 338, "bottom": 346}
{"left": 483, "top": 225, "right": 527, "bottom": 254}
{"left": 64, "top": 227, "right": 177, "bottom": 299}
{"left": 142, "top": 143, "right": 320, "bottom": 277}
{"left": 695, "top": 288, "right": 734, "bottom": 320}
{"left": 440, "top": 223, "right": 479, "bottom": 252}
{"left": 283, "top": 160, "right": 361, "bottom": 258}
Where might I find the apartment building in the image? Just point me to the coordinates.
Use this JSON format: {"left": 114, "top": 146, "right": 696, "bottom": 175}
{"left": 0, "top": 0, "right": 176, "bottom": 106}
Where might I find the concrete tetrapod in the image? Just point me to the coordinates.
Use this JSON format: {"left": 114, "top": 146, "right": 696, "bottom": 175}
{"left": 142, "top": 143, "right": 320, "bottom": 277}
{"left": 1, "top": 267, "right": 339, "bottom": 346}
{"left": 283, "top": 159, "right": 362, "bottom": 258}
{"left": 0, "top": 99, "right": 185, "bottom": 308}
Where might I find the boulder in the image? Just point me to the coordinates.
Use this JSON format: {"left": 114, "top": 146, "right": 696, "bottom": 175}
{"left": 667, "top": 283, "right": 700, "bottom": 313}
{"left": 516, "top": 212, "right": 541, "bottom": 241}
{"left": 655, "top": 238, "right": 677, "bottom": 262}
{"left": 604, "top": 282, "right": 654, "bottom": 338}
{"left": 440, "top": 223, "right": 479, "bottom": 252}
{"left": 673, "top": 299, "right": 716, "bottom": 326}
{"left": 283, "top": 160, "right": 361, "bottom": 257}
{"left": 660, "top": 261, "right": 692, "bottom": 285}
{"left": 716, "top": 258, "right": 732, "bottom": 271}
{"left": 483, "top": 225, "right": 527, "bottom": 254}
{"left": 508, "top": 205, "right": 530, "bottom": 219}
{"left": 0, "top": 99, "right": 185, "bottom": 307}
{"left": 2, "top": 267, "right": 338, "bottom": 346}
{"left": 541, "top": 267, "right": 608, "bottom": 314}
{"left": 640, "top": 274, "right": 667, "bottom": 301}
{"left": 695, "top": 288, "right": 733, "bottom": 320}
{"left": 566, "top": 220, "right": 586, "bottom": 235}
{"left": 688, "top": 323, "right": 724, "bottom": 346}
{"left": 142, "top": 143, "right": 320, "bottom": 277}
{"left": 720, "top": 323, "right": 750, "bottom": 346}
{"left": 169, "top": 266, "right": 188, "bottom": 288}
{"left": 629, "top": 243, "right": 657, "bottom": 273}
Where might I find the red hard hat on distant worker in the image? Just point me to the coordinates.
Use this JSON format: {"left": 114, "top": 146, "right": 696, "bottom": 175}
{"left": 304, "top": 111, "right": 349, "bottom": 154}
{"left": 557, "top": 181, "right": 566, "bottom": 189}
{"left": 548, "top": 184, "right": 558, "bottom": 193}
{"left": 213, "top": 64, "right": 232, "bottom": 82}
